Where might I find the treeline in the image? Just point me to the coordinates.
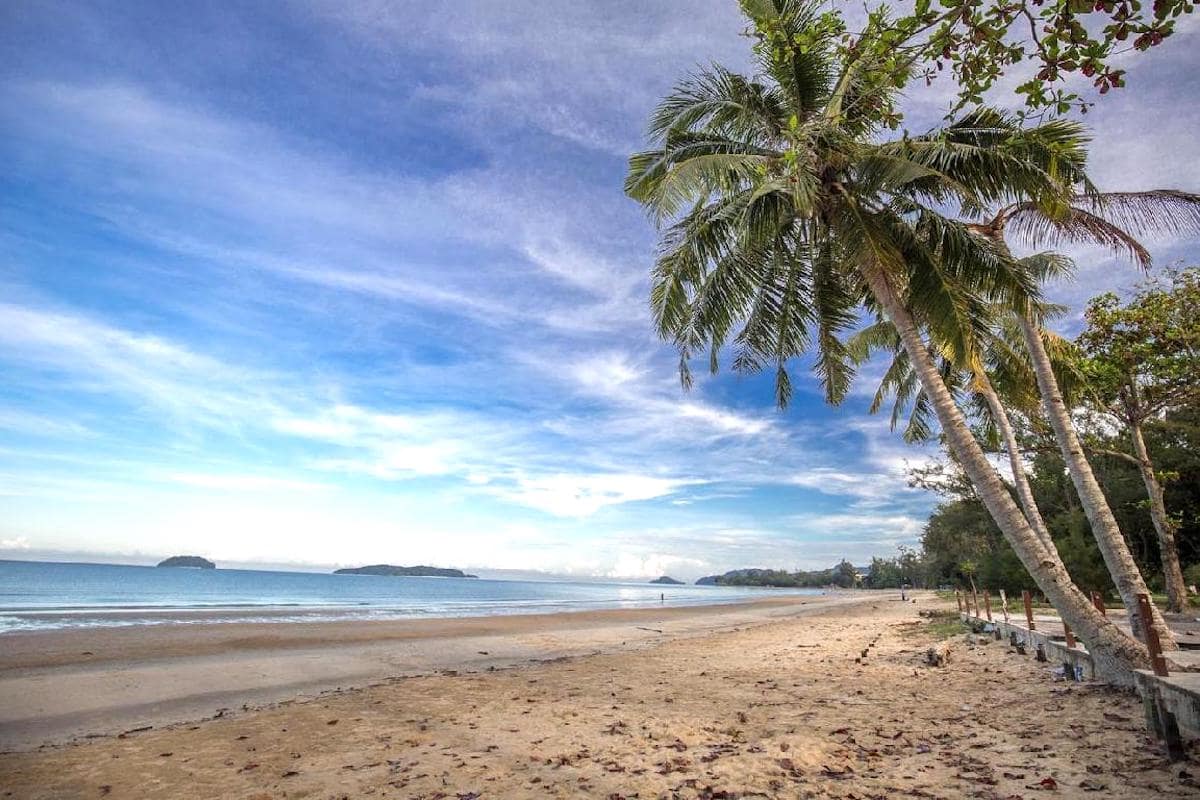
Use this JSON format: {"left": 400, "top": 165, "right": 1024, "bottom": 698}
{"left": 701, "top": 558, "right": 924, "bottom": 589}
{"left": 861, "top": 551, "right": 925, "bottom": 590}
{"left": 914, "top": 398, "right": 1200, "bottom": 596}
{"left": 702, "top": 562, "right": 860, "bottom": 588}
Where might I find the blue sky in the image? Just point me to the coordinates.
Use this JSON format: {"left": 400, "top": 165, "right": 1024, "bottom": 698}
{"left": 2, "top": 2, "right": 1198, "bottom": 580}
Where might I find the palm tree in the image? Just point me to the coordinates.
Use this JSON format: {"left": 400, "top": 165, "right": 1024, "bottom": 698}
{"left": 968, "top": 190, "right": 1200, "bottom": 642}
{"left": 625, "top": 0, "right": 1148, "bottom": 681}
{"left": 848, "top": 268, "right": 1079, "bottom": 561}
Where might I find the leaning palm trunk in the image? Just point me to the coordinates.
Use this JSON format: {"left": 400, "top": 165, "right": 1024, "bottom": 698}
{"left": 1015, "top": 311, "right": 1177, "bottom": 648}
{"left": 973, "top": 369, "right": 1059, "bottom": 556}
{"left": 862, "top": 265, "right": 1149, "bottom": 683}
{"left": 982, "top": 188, "right": 1200, "bottom": 634}
{"left": 1130, "top": 419, "right": 1189, "bottom": 612}
{"left": 624, "top": 1, "right": 1167, "bottom": 683}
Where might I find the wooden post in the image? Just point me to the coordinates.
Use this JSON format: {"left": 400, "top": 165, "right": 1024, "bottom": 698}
{"left": 1136, "top": 593, "right": 1169, "bottom": 677}
{"left": 956, "top": 589, "right": 963, "bottom": 613}
{"left": 1022, "top": 590, "right": 1035, "bottom": 631}
{"left": 999, "top": 589, "right": 1010, "bottom": 623}
{"left": 1091, "top": 591, "right": 1106, "bottom": 616}
{"left": 1136, "top": 593, "right": 1185, "bottom": 760}
{"left": 971, "top": 587, "right": 979, "bottom": 618}
{"left": 983, "top": 592, "right": 992, "bottom": 622}
{"left": 1063, "top": 619, "right": 1076, "bottom": 648}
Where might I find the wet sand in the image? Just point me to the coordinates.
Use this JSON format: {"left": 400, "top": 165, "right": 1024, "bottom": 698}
{"left": 0, "top": 594, "right": 846, "bottom": 751}
{"left": 1, "top": 592, "right": 1196, "bottom": 799}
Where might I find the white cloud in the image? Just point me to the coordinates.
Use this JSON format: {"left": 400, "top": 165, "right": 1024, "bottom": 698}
{"left": 313, "top": 0, "right": 749, "bottom": 156}
{"left": 0, "top": 301, "right": 282, "bottom": 428}
{"left": 495, "top": 472, "right": 695, "bottom": 518}
{"left": 166, "top": 473, "right": 330, "bottom": 492}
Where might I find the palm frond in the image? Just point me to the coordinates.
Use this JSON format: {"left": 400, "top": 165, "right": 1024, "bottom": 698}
{"left": 1004, "top": 204, "right": 1151, "bottom": 267}
{"left": 741, "top": 0, "right": 837, "bottom": 115}
{"left": 846, "top": 317, "right": 897, "bottom": 364}
{"left": 646, "top": 64, "right": 789, "bottom": 143}
{"left": 1080, "top": 190, "right": 1200, "bottom": 241}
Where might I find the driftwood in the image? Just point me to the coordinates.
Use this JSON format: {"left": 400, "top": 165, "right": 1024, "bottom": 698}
{"left": 925, "top": 641, "right": 953, "bottom": 667}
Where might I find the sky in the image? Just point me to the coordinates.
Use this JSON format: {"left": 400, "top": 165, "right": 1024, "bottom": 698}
{"left": 1, "top": 1, "right": 1198, "bottom": 580}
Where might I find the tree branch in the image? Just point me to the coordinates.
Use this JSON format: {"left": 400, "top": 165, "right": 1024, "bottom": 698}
{"left": 1091, "top": 447, "right": 1141, "bottom": 467}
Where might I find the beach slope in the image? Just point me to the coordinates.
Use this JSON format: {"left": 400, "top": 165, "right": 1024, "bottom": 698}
{"left": 0, "top": 593, "right": 1192, "bottom": 798}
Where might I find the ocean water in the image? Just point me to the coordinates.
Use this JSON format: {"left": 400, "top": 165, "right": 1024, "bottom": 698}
{"left": 0, "top": 560, "right": 818, "bottom": 633}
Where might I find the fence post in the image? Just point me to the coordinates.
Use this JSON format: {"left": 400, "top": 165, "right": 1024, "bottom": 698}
{"left": 1022, "top": 591, "right": 1036, "bottom": 631}
{"left": 983, "top": 592, "right": 992, "bottom": 622}
{"left": 1091, "top": 591, "right": 1107, "bottom": 616}
{"left": 971, "top": 587, "right": 980, "bottom": 618}
{"left": 999, "top": 589, "right": 1010, "bottom": 623}
{"left": 1063, "top": 619, "right": 1076, "bottom": 648}
{"left": 1136, "top": 593, "right": 1169, "bottom": 678}
{"left": 956, "top": 589, "right": 963, "bottom": 613}
{"left": 1137, "top": 592, "right": 1185, "bottom": 760}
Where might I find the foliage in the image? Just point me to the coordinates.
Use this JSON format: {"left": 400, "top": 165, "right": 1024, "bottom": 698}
{"left": 701, "top": 562, "right": 863, "bottom": 587}
{"left": 848, "top": 260, "right": 1084, "bottom": 446}
{"left": 832, "top": 559, "right": 860, "bottom": 587}
{"left": 848, "top": 0, "right": 1195, "bottom": 117}
{"left": 1079, "top": 267, "right": 1200, "bottom": 426}
{"left": 918, "top": 397, "right": 1200, "bottom": 594}
{"left": 627, "top": 0, "right": 1083, "bottom": 410}
{"left": 911, "top": 612, "right": 970, "bottom": 640}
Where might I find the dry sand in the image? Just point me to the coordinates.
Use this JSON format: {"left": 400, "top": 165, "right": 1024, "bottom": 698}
{"left": 1, "top": 592, "right": 1196, "bottom": 799}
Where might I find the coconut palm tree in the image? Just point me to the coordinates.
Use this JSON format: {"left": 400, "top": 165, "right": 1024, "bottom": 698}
{"left": 968, "top": 190, "right": 1200, "bottom": 643}
{"left": 625, "top": 0, "right": 1148, "bottom": 681}
{"left": 847, "top": 265, "right": 1081, "bottom": 561}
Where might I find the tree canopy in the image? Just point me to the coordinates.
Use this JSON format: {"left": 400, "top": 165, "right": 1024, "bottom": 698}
{"left": 748, "top": 0, "right": 1193, "bottom": 123}
{"left": 1079, "top": 267, "right": 1200, "bottom": 426}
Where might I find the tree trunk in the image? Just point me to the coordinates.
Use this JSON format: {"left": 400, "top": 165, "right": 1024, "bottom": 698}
{"left": 974, "top": 370, "right": 1059, "bottom": 557}
{"left": 861, "top": 264, "right": 1148, "bottom": 683}
{"left": 1014, "top": 311, "right": 1178, "bottom": 649}
{"left": 1131, "top": 419, "right": 1189, "bottom": 612}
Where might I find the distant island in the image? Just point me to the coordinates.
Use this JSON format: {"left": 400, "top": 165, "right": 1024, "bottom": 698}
{"left": 333, "top": 564, "right": 478, "bottom": 578}
{"left": 649, "top": 575, "right": 684, "bottom": 585}
{"left": 696, "top": 563, "right": 859, "bottom": 588}
{"left": 156, "top": 555, "right": 215, "bottom": 569}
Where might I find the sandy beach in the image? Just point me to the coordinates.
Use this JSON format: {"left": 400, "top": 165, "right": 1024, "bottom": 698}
{"left": 0, "top": 594, "right": 837, "bottom": 751}
{"left": 1, "top": 592, "right": 1196, "bottom": 798}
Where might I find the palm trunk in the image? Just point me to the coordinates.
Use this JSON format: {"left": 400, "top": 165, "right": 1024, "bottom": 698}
{"left": 861, "top": 264, "right": 1148, "bottom": 683}
{"left": 1015, "top": 311, "right": 1178, "bottom": 649}
{"left": 1131, "top": 419, "right": 1189, "bottom": 612}
{"left": 974, "top": 370, "right": 1059, "bottom": 556}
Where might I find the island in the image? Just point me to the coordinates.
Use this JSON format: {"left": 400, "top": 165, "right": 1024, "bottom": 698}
{"left": 333, "top": 564, "right": 478, "bottom": 578}
{"left": 696, "top": 562, "right": 859, "bottom": 588}
{"left": 156, "top": 555, "right": 215, "bottom": 569}
{"left": 649, "top": 575, "right": 684, "bottom": 585}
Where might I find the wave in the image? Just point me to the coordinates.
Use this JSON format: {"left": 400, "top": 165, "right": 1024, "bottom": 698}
{"left": 0, "top": 593, "right": 792, "bottom": 634}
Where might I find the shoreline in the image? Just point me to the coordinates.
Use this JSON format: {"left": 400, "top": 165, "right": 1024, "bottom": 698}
{"left": 3, "top": 590, "right": 1189, "bottom": 799}
{"left": 0, "top": 587, "right": 819, "bottom": 635}
{"left": 0, "top": 592, "right": 864, "bottom": 752}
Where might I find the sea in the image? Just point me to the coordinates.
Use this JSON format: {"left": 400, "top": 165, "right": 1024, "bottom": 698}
{"left": 0, "top": 559, "right": 819, "bottom": 634}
